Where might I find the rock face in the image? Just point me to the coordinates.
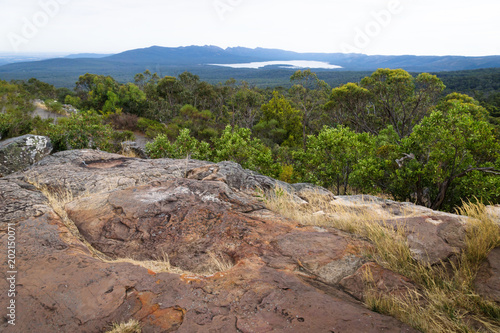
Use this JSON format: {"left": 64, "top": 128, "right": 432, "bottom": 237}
{"left": 0, "top": 150, "right": 422, "bottom": 332}
{"left": 3, "top": 149, "right": 491, "bottom": 333}
{"left": 475, "top": 247, "right": 500, "bottom": 304}
{"left": 121, "top": 141, "right": 148, "bottom": 159}
{"left": 334, "top": 195, "right": 468, "bottom": 265}
{"left": 0, "top": 135, "right": 52, "bottom": 177}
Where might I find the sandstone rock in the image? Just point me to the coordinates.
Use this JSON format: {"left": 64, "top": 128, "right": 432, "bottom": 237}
{"left": 121, "top": 141, "right": 148, "bottom": 159}
{"left": 382, "top": 215, "right": 466, "bottom": 265}
{"left": 475, "top": 247, "right": 500, "bottom": 304}
{"left": 0, "top": 150, "right": 418, "bottom": 332}
{"left": 332, "top": 195, "right": 468, "bottom": 265}
{"left": 486, "top": 205, "right": 500, "bottom": 223}
{"left": 0, "top": 135, "right": 52, "bottom": 177}
{"left": 340, "top": 262, "right": 417, "bottom": 301}
{"left": 217, "top": 161, "right": 293, "bottom": 192}
{"left": 185, "top": 164, "right": 227, "bottom": 183}
{"left": 292, "top": 182, "right": 334, "bottom": 198}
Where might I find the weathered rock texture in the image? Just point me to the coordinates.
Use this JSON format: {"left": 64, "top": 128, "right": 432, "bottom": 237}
{"left": 0, "top": 149, "right": 482, "bottom": 332}
{"left": 475, "top": 247, "right": 500, "bottom": 304}
{"left": 0, "top": 135, "right": 52, "bottom": 177}
{"left": 120, "top": 141, "right": 148, "bottom": 159}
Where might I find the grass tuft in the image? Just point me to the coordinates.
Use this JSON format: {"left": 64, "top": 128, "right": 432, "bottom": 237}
{"left": 106, "top": 319, "right": 142, "bottom": 333}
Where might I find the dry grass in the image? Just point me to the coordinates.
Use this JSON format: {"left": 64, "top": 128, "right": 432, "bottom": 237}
{"left": 207, "top": 251, "right": 234, "bottom": 273}
{"left": 264, "top": 187, "right": 500, "bottom": 333}
{"left": 264, "top": 188, "right": 418, "bottom": 275}
{"left": 106, "top": 319, "right": 142, "bottom": 333}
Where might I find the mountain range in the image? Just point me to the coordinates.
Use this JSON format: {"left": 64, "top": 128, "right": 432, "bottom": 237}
{"left": 1, "top": 45, "right": 500, "bottom": 87}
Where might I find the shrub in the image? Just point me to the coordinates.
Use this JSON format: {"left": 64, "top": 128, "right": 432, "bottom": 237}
{"left": 137, "top": 117, "right": 168, "bottom": 139}
{"left": 44, "top": 99, "right": 65, "bottom": 114}
{"left": 145, "top": 128, "right": 211, "bottom": 160}
{"left": 47, "top": 111, "right": 114, "bottom": 152}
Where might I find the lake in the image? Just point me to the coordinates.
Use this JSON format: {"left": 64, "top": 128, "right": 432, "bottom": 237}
{"left": 209, "top": 60, "right": 342, "bottom": 69}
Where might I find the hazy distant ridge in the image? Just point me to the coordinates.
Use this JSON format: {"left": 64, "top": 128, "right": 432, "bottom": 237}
{"left": 1, "top": 45, "right": 499, "bottom": 87}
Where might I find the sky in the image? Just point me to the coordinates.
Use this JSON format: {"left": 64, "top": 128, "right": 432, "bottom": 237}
{"left": 0, "top": 0, "right": 499, "bottom": 56}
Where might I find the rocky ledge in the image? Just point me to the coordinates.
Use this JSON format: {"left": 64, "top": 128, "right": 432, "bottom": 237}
{"left": 0, "top": 150, "right": 497, "bottom": 332}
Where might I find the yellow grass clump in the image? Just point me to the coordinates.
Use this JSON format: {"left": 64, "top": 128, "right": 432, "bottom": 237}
{"left": 106, "top": 319, "right": 142, "bottom": 333}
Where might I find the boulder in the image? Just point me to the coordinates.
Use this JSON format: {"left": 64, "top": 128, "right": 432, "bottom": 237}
{"left": 486, "top": 205, "right": 500, "bottom": 223}
{"left": 340, "top": 262, "right": 417, "bottom": 301}
{"left": 382, "top": 215, "right": 466, "bottom": 265}
{"left": 333, "top": 195, "right": 467, "bottom": 265}
{"left": 0, "top": 150, "right": 418, "bottom": 332}
{"left": 120, "top": 141, "right": 148, "bottom": 159}
{"left": 475, "top": 247, "right": 500, "bottom": 304}
{"left": 0, "top": 135, "right": 52, "bottom": 177}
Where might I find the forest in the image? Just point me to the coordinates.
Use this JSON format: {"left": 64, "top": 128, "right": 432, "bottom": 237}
{"left": 1, "top": 68, "right": 499, "bottom": 212}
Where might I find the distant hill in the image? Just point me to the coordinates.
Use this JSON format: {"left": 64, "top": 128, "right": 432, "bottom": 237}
{"left": 64, "top": 53, "right": 113, "bottom": 59}
{"left": 0, "top": 45, "right": 499, "bottom": 87}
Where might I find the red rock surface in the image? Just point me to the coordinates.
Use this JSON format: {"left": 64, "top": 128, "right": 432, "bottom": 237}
{"left": 475, "top": 247, "right": 500, "bottom": 304}
{"left": 0, "top": 150, "right": 425, "bottom": 332}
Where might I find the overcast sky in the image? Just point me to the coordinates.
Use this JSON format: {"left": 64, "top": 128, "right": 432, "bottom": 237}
{"left": 1, "top": 0, "right": 499, "bottom": 56}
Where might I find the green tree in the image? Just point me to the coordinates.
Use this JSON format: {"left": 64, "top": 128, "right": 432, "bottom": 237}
{"left": 295, "top": 126, "right": 375, "bottom": 194}
{"left": 327, "top": 83, "right": 375, "bottom": 133}
{"left": 289, "top": 69, "right": 330, "bottom": 149}
{"left": 212, "top": 125, "right": 275, "bottom": 176}
{"left": 394, "top": 101, "right": 500, "bottom": 210}
{"left": 359, "top": 69, "right": 445, "bottom": 139}
{"left": 145, "top": 128, "right": 211, "bottom": 160}
{"left": 254, "top": 91, "right": 302, "bottom": 147}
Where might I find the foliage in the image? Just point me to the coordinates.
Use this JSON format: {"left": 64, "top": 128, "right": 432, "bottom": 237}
{"left": 212, "top": 125, "right": 276, "bottom": 176}
{"left": 137, "top": 117, "right": 168, "bottom": 139}
{"left": 17, "top": 78, "right": 57, "bottom": 100}
{"left": 145, "top": 128, "right": 210, "bottom": 160}
{"left": 398, "top": 101, "right": 500, "bottom": 210}
{"left": 295, "top": 126, "right": 375, "bottom": 194}
{"left": 354, "top": 102, "right": 500, "bottom": 210}
{"left": 289, "top": 69, "right": 330, "bottom": 148}
{"left": 47, "top": 111, "right": 115, "bottom": 152}
{"left": 44, "top": 99, "right": 64, "bottom": 114}
{"left": 330, "top": 69, "right": 445, "bottom": 139}
{"left": 254, "top": 91, "right": 302, "bottom": 147}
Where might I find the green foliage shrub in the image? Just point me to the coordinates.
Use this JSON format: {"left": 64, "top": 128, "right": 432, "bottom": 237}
{"left": 145, "top": 128, "right": 210, "bottom": 160}
{"left": 44, "top": 99, "right": 64, "bottom": 114}
{"left": 137, "top": 117, "right": 168, "bottom": 139}
{"left": 0, "top": 111, "right": 33, "bottom": 140}
{"left": 47, "top": 111, "right": 114, "bottom": 152}
{"left": 212, "top": 125, "right": 276, "bottom": 176}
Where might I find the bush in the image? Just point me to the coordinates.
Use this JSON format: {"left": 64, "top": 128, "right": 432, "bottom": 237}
{"left": 212, "top": 125, "right": 277, "bottom": 176}
{"left": 145, "top": 128, "right": 211, "bottom": 160}
{"left": 44, "top": 99, "right": 64, "bottom": 114}
{"left": 47, "top": 111, "right": 115, "bottom": 152}
{"left": 137, "top": 117, "right": 168, "bottom": 139}
{"left": 0, "top": 111, "right": 33, "bottom": 140}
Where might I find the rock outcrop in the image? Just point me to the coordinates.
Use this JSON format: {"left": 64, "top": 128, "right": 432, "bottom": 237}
{"left": 120, "top": 141, "right": 148, "bottom": 159}
{"left": 3, "top": 149, "right": 496, "bottom": 332}
{"left": 475, "top": 247, "right": 500, "bottom": 304}
{"left": 0, "top": 135, "right": 52, "bottom": 177}
{"left": 0, "top": 150, "right": 422, "bottom": 332}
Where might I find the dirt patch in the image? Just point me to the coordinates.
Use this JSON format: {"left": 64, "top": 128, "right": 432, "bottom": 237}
{"left": 83, "top": 158, "right": 130, "bottom": 169}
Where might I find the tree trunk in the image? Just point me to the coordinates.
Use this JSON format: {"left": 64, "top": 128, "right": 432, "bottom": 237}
{"left": 431, "top": 180, "right": 449, "bottom": 210}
